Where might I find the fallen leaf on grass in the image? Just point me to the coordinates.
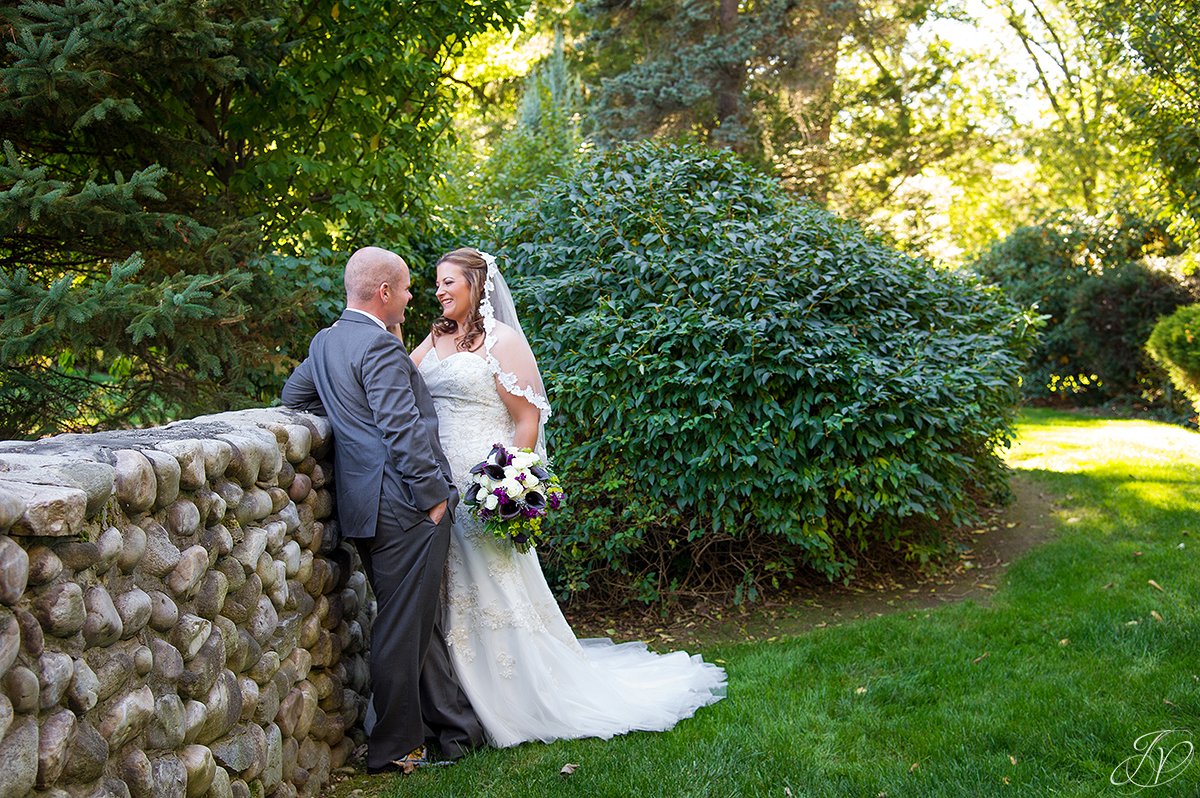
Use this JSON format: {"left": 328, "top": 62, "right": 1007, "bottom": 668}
{"left": 1148, "top": 579, "right": 1164, "bottom": 591}
{"left": 1003, "top": 776, "right": 1011, "bottom": 785}
{"left": 785, "top": 788, "right": 793, "bottom": 797}
{"left": 1009, "top": 755, "right": 1018, "bottom": 765}
{"left": 1164, "top": 698, "right": 1177, "bottom": 707}
{"left": 1133, "top": 551, "right": 1143, "bottom": 557}
{"left": 560, "top": 763, "right": 579, "bottom": 777}
{"left": 1101, "top": 582, "right": 1115, "bottom": 590}
{"left": 909, "top": 762, "right": 920, "bottom": 773}
{"left": 856, "top": 686, "right": 868, "bottom": 695}
{"left": 972, "top": 652, "right": 990, "bottom": 664}
{"left": 1059, "top": 638, "right": 1070, "bottom": 646}
{"left": 1151, "top": 610, "right": 1164, "bottom": 622}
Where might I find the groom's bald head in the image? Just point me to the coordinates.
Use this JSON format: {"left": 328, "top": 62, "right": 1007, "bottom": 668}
{"left": 345, "top": 246, "right": 408, "bottom": 304}
{"left": 343, "top": 246, "right": 412, "bottom": 327}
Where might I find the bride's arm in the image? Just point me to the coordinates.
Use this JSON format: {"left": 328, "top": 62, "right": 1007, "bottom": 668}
{"left": 410, "top": 333, "right": 435, "bottom": 365}
{"left": 498, "top": 384, "right": 540, "bottom": 450}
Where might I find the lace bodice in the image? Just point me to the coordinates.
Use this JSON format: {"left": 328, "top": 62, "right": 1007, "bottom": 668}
{"left": 419, "top": 350, "right": 517, "bottom": 491}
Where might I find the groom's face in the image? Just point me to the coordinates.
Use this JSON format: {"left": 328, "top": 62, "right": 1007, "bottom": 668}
{"left": 383, "top": 263, "right": 413, "bottom": 327}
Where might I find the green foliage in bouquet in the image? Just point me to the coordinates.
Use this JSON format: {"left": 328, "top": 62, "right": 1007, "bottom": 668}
{"left": 969, "top": 213, "right": 1197, "bottom": 407}
{"left": 492, "top": 142, "right": 1037, "bottom": 603}
{"left": 1147, "top": 303, "right": 1200, "bottom": 417}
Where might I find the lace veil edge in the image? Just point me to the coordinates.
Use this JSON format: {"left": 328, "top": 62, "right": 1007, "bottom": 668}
{"left": 479, "top": 251, "right": 551, "bottom": 454}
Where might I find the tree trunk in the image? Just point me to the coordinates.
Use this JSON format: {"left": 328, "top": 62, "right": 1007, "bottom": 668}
{"left": 714, "top": 0, "right": 743, "bottom": 128}
{"left": 775, "top": 0, "right": 859, "bottom": 203}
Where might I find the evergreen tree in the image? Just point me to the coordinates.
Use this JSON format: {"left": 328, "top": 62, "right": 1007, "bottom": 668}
{"left": 0, "top": 0, "right": 525, "bottom": 439}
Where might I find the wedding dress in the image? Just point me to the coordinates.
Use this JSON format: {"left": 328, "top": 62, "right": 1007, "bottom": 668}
{"left": 418, "top": 348, "right": 726, "bottom": 747}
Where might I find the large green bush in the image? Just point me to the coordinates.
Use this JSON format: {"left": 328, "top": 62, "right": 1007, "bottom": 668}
{"left": 492, "top": 143, "right": 1036, "bottom": 604}
{"left": 1147, "top": 303, "right": 1200, "bottom": 416}
{"left": 969, "top": 214, "right": 1196, "bottom": 406}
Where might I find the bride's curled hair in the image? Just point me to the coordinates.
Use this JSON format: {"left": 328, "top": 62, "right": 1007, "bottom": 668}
{"left": 431, "top": 247, "right": 487, "bottom": 351}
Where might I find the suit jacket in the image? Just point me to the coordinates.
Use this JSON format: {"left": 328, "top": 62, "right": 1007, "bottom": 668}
{"left": 282, "top": 310, "right": 457, "bottom": 537}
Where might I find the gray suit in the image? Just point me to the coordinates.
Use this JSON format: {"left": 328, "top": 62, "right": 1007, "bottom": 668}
{"left": 282, "top": 310, "right": 483, "bottom": 765}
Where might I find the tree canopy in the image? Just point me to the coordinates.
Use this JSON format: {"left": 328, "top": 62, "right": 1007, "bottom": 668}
{"left": 0, "top": 0, "right": 526, "bottom": 438}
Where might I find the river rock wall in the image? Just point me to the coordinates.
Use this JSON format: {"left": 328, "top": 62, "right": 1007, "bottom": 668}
{"left": 0, "top": 408, "right": 372, "bottom": 798}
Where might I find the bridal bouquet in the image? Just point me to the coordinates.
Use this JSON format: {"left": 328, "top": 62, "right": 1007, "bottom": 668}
{"left": 463, "top": 444, "right": 564, "bottom": 553}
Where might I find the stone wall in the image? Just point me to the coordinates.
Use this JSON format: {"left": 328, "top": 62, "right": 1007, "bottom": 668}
{"left": 0, "top": 408, "right": 372, "bottom": 798}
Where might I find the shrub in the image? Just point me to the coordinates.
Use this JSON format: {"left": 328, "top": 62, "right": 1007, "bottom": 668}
{"left": 969, "top": 213, "right": 1196, "bottom": 406}
{"left": 1147, "top": 303, "right": 1200, "bottom": 416}
{"left": 491, "top": 142, "right": 1036, "bottom": 604}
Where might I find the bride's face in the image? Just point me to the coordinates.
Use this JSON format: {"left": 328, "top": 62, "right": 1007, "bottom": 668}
{"left": 435, "top": 261, "right": 473, "bottom": 324}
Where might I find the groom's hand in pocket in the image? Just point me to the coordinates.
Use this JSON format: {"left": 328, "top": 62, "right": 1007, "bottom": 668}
{"left": 427, "top": 499, "right": 448, "bottom": 525}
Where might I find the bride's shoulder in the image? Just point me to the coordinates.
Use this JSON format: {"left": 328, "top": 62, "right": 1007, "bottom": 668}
{"left": 490, "top": 321, "right": 522, "bottom": 344}
{"left": 487, "top": 322, "right": 535, "bottom": 363}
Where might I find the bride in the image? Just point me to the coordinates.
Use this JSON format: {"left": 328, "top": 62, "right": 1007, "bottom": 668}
{"left": 410, "top": 247, "right": 726, "bottom": 748}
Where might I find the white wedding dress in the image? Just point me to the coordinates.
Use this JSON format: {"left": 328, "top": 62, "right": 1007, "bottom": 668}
{"left": 419, "top": 349, "right": 726, "bottom": 747}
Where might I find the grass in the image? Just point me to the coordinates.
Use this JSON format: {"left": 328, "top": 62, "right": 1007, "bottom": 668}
{"left": 329, "top": 409, "right": 1200, "bottom": 797}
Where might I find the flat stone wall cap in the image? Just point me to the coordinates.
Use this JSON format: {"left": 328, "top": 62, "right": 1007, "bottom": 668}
{"left": 0, "top": 458, "right": 115, "bottom": 516}
{"left": 188, "top": 408, "right": 294, "bottom": 428}
{"left": 0, "top": 482, "right": 87, "bottom": 537}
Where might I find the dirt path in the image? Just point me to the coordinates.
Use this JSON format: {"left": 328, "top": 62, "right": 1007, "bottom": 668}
{"left": 562, "top": 473, "right": 1059, "bottom": 649}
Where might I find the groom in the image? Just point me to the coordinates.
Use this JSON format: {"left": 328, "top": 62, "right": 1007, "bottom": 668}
{"left": 281, "top": 246, "right": 484, "bottom": 771}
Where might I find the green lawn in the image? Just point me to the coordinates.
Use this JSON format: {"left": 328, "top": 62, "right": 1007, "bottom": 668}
{"left": 335, "top": 409, "right": 1200, "bottom": 797}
